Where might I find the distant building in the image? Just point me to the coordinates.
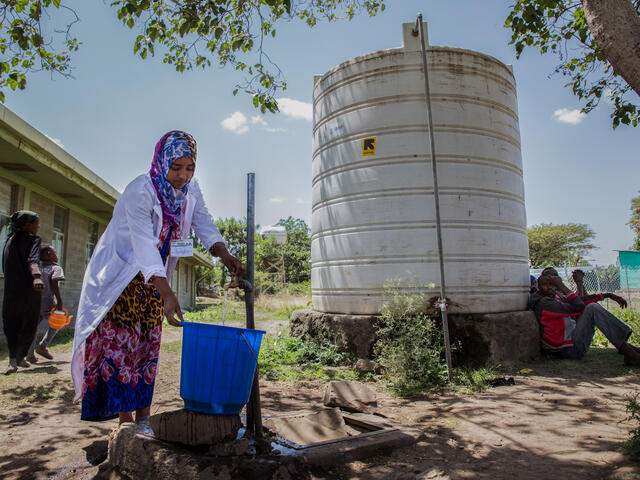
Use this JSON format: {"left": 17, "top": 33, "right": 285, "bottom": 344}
{"left": 619, "top": 250, "right": 640, "bottom": 289}
{"left": 0, "top": 104, "right": 214, "bottom": 332}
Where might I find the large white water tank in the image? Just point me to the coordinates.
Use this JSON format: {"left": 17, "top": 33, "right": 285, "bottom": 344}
{"left": 311, "top": 23, "right": 529, "bottom": 315}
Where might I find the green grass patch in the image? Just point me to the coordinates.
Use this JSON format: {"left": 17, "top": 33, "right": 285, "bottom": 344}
{"left": 593, "top": 308, "right": 640, "bottom": 348}
{"left": 179, "top": 298, "right": 304, "bottom": 327}
{"left": 258, "top": 331, "right": 357, "bottom": 382}
{"left": 452, "top": 365, "right": 503, "bottom": 393}
{"left": 161, "top": 341, "right": 182, "bottom": 353}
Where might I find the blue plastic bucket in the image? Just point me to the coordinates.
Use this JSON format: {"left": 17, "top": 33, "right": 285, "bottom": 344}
{"left": 180, "top": 322, "right": 265, "bottom": 415}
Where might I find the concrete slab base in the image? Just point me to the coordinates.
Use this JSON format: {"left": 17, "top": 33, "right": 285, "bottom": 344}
{"left": 448, "top": 310, "right": 540, "bottom": 365}
{"left": 263, "top": 408, "right": 348, "bottom": 445}
{"left": 291, "top": 309, "right": 540, "bottom": 365}
{"left": 290, "top": 310, "right": 377, "bottom": 359}
{"left": 97, "top": 412, "right": 424, "bottom": 480}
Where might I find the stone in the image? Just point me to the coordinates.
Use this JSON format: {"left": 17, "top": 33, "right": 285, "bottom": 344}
{"left": 290, "top": 310, "right": 378, "bottom": 358}
{"left": 97, "top": 414, "right": 425, "bottom": 479}
{"left": 207, "top": 438, "right": 250, "bottom": 457}
{"left": 263, "top": 408, "right": 348, "bottom": 446}
{"left": 447, "top": 310, "right": 540, "bottom": 365}
{"left": 149, "top": 408, "right": 242, "bottom": 446}
{"left": 323, "top": 381, "right": 377, "bottom": 414}
{"left": 354, "top": 358, "right": 380, "bottom": 374}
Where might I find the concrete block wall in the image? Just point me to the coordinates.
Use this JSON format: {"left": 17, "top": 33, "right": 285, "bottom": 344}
{"left": 177, "top": 261, "right": 196, "bottom": 309}
{"left": 29, "top": 192, "right": 55, "bottom": 242}
{"left": 0, "top": 178, "right": 11, "bottom": 211}
{"left": 61, "top": 209, "right": 93, "bottom": 314}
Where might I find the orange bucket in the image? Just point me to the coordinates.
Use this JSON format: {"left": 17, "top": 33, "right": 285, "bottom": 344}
{"left": 48, "top": 308, "right": 73, "bottom": 329}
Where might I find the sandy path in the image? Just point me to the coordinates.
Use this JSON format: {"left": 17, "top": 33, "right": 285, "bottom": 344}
{"left": 1, "top": 331, "right": 639, "bottom": 479}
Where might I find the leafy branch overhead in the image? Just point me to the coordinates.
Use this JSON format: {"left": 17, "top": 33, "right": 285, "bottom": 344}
{"left": 506, "top": 0, "right": 640, "bottom": 129}
{"left": 113, "top": 0, "right": 385, "bottom": 113}
{"left": 0, "top": 0, "right": 80, "bottom": 103}
{"left": 0, "top": 0, "right": 384, "bottom": 111}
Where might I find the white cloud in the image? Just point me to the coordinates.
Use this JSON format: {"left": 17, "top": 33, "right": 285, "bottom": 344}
{"left": 221, "top": 112, "right": 249, "bottom": 134}
{"left": 269, "top": 196, "right": 285, "bottom": 203}
{"left": 602, "top": 88, "right": 615, "bottom": 106}
{"left": 552, "top": 108, "right": 586, "bottom": 125}
{"left": 278, "top": 98, "right": 312, "bottom": 122}
{"left": 46, "top": 135, "right": 64, "bottom": 148}
{"left": 265, "top": 127, "right": 288, "bottom": 133}
{"left": 250, "top": 116, "right": 268, "bottom": 127}
{"left": 296, "top": 198, "right": 305, "bottom": 204}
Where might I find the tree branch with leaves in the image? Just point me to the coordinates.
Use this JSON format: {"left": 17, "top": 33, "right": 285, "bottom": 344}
{"left": 506, "top": 0, "right": 640, "bottom": 129}
{"left": 0, "top": 1, "right": 385, "bottom": 110}
{"left": 0, "top": 0, "right": 80, "bottom": 102}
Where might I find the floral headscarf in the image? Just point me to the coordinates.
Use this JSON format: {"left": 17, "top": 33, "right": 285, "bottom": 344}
{"left": 150, "top": 131, "right": 197, "bottom": 261}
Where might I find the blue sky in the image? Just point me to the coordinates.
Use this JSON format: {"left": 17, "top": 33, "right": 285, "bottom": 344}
{"left": 5, "top": 0, "right": 638, "bottom": 266}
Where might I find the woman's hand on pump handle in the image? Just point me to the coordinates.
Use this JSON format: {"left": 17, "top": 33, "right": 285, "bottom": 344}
{"left": 210, "top": 242, "right": 245, "bottom": 277}
{"left": 151, "top": 244, "right": 244, "bottom": 327}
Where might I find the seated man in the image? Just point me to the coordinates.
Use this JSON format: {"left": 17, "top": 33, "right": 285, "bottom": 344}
{"left": 540, "top": 267, "right": 627, "bottom": 307}
{"left": 529, "top": 273, "right": 640, "bottom": 365}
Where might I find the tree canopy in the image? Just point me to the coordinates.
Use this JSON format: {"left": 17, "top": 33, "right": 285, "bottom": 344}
{"left": 0, "top": 0, "right": 384, "bottom": 111}
{"left": 630, "top": 191, "right": 640, "bottom": 250}
{"left": 527, "top": 222, "right": 596, "bottom": 267}
{"left": 255, "top": 216, "right": 311, "bottom": 287}
{"left": 194, "top": 215, "right": 311, "bottom": 292}
{"left": 506, "top": 0, "right": 640, "bottom": 129}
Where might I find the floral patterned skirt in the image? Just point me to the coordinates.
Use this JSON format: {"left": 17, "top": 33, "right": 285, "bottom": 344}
{"left": 81, "top": 272, "right": 163, "bottom": 421}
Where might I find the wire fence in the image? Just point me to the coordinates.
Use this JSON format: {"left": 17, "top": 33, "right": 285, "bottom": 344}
{"left": 531, "top": 265, "right": 640, "bottom": 311}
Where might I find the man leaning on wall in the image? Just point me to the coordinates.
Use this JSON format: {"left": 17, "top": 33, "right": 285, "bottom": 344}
{"left": 529, "top": 269, "right": 640, "bottom": 365}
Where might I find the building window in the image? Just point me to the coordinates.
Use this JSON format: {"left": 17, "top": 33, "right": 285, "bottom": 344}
{"left": 86, "top": 221, "right": 98, "bottom": 266}
{"left": 52, "top": 205, "right": 67, "bottom": 267}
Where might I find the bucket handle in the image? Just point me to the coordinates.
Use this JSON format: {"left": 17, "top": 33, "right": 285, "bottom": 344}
{"left": 239, "top": 332, "right": 259, "bottom": 364}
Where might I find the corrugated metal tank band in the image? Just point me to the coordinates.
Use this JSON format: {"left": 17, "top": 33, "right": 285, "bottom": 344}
{"left": 311, "top": 23, "right": 529, "bottom": 315}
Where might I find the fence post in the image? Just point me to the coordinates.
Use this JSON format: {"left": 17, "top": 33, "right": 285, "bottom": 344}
{"left": 625, "top": 266, "right": 632, "bottom": 307}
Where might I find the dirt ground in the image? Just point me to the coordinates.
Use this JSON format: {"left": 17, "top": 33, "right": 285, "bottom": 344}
{"left": 1, "top": 323, "right": 640, "bottom": 480}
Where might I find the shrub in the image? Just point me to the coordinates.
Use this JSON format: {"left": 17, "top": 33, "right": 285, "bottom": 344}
{"left": 622, "top": 390, "right": 640, "bottom": 461}
{"left": 373, "top": 277, "right": 448, "bottom": 396}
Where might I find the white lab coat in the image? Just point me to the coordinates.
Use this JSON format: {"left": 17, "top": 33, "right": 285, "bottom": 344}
{"left": 71, "top": 174, "right": 225, "bottom": 401}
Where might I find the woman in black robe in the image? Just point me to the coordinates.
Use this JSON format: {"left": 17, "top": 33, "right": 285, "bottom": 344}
{"left": 2, "top": 210, "right": 43, "bottom": 374}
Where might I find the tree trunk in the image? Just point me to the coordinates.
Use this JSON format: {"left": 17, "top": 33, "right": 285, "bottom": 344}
{"left": 582, "top": 0, "right": 640, "bottom": 96}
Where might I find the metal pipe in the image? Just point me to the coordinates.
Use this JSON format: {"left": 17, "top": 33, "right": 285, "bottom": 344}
{"left": 244, "top": 172, "right": 263, "bottom": 438}
{"left": 416, "top": 13, "right": 453, "bottom": 382}
{"left": 245, "top": 173, "right": 256, "bottom": 330}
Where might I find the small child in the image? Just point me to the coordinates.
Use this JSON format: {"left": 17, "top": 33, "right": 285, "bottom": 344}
{"left": 26, "top": 245, "right": 65, "bottom": 362}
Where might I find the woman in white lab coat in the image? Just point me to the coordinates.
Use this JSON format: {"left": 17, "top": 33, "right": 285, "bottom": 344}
{"left": 71, "top": 131, "right": 243, "bottom": 423}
